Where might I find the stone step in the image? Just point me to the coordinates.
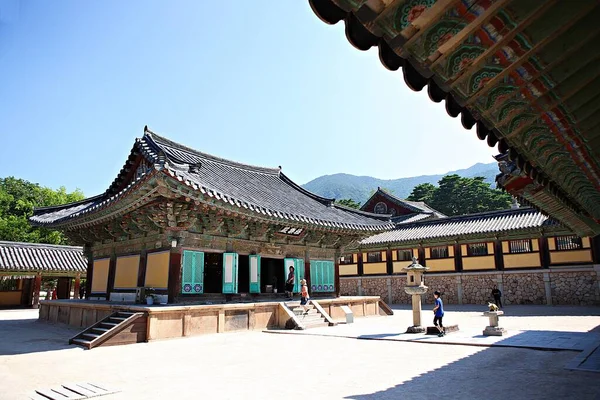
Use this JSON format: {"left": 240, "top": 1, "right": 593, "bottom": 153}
{"left": 298, "top": 315, "right": 325, "bottom": 323}
{"left": 92, "top": 327, "right": 110, "bottom": 333}
{"left": 303, "top": 321, "right": 329, "bottom": 329}
{"left": 71, "top": 338, "right": 92, "bottom": 347}
{"left": 100, "top": 322, "right": 118, "bottom": 328}
{"left": 82, "top": 333, "right": 102, "bottom": 339}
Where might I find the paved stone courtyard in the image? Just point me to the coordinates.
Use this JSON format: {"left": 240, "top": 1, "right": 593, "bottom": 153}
{"left": 1, "top": 305, "right": 599, "bottom": 399}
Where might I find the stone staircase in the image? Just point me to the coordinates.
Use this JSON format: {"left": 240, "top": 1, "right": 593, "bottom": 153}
{"left": 286, "top": 302, "right": 331, "bottom": 329}
{"left": 70, "top": 311, "right": 146, "bottom": 349}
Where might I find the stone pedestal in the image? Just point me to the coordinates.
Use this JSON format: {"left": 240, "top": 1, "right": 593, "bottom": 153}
{"left": 403, "top": 257, "right": 429, "bottom": 334}
{"left": 483, "top": 310, "right": 506, "bottom": 336}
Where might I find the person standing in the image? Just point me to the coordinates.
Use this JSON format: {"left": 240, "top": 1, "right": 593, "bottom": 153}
{"left": 300, "top": 279, "right": 310, "bottom": 314}
{"left": 491, "top": 285, "right": 502, "bottom": 308}
{"left": 285, "top": 266, "right": 295, "bottom": 300}
{"left": 433, "top": 290, "right": 445, "bottom": 337}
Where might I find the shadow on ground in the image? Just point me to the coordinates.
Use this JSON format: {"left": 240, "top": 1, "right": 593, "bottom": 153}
{"left": 391, "top": 304, "right": 600, "bottom": 317}
{"left": 345, "top": 332, "right": 600, "bottom": 399}
{"left": 0, "top": 317, "right": 79, "bottom": 356}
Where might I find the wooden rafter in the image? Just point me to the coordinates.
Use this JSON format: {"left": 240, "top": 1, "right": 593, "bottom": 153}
{"left": 577, "top": 97, "right": 600, "bottom": 125}
{"left": 494, "top": 53, "right": 600, "bottom": 127}
{"left": 428, "top": 0, "right": 512, "bottom": 67}
{"left": 401, "top": 0, "right": 459, "bottom": 42}
{"left": 535, "top": 67, "right": 600, "bottom": 114}
{"left": 451, "top": 3, "right": 597, "bottom": 88}
{"left": 473, "top": 3, "right": 600, "bottom": 107}
{"left": 481, "top": 29, "right": 600, "bottom": 119}
{"left": 450, "top": 0, "right": 558, "bottom": 88}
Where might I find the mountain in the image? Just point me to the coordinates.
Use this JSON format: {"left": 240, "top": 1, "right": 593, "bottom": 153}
{"left": 302, "top": 162, "right": 499, "bottom": 204}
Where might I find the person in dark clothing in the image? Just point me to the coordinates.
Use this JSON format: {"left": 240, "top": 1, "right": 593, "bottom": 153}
{"left": 491, "top": 286, "right": 502, "bottom": 308}
{"left": 433, "top": 290, "right": 444, "bottom": 337}
{"left": 285, "top": 266, "right": 295, "bottom": 300}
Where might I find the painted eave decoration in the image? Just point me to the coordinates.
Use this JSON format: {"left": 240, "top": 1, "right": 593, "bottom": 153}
{"left": 30, "top": 127, "right": 394, "bottom": 234}
{"left": 308, "top": 0, "right": 600, "bottom": 236}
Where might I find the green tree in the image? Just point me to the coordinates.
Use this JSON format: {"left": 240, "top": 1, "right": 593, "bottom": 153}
{"left": 406, "top": 183, "right": 436, "bottom": 204}
{"left": 406, "top": 174, "right": 511, "bottom": 216}
{"left": 336, "top": 198, "right": 361, "bottom": 209}
{"left": 0, "top": 177, "right": 85, "bottom": 245}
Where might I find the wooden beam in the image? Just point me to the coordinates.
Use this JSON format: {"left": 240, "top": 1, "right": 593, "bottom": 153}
{"left": 451, "top": 0, "right": 558, "bottom": 87}
{"left": 401, "top": 0, "right": 459, "bottom": 41}
{"left": 451, "top": 3, "right": 597, "bottom": 88}
{"left": 481, "top": 28, "right": 600, "bottom": 119}
{"left": 428, "top": 0, "right": 513, "bottom": 67}
{"left": 494, "top": 53, "right": 600, "bottom": 127}
{"left": 536, "top": 67, "right": 600, "bottom": 113}
{"left": 473, "top": 3, "right": 599, "bottom": 107}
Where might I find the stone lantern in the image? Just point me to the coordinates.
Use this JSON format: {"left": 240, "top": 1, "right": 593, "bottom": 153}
{"left": 403, "top": 256, "right": 429, "bottom": 333}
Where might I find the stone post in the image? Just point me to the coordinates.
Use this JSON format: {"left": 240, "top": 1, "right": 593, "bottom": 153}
{"left": 483, "top": 310, "right": 506, "bottom": 336}
{"left": 403, "top": 257, "right": 429, "bottom": 334}
{"left": 357, "top": 278, "right": 363, "bottom": 296}
{"left": 387, "top": 278, "right": 392, "bottom": 304}
{"left": 456, "top": 275, "right": 463, "bottom": 305}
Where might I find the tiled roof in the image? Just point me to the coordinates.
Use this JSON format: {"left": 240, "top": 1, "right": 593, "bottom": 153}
{"left": 362, "top": 188, "right": 446, "bottom": 219}
{"left": 0, "top": 241, "right": 87, "bottom": 273}
{"left": 392, "top": 213, "right": 438, "bottom": 224}
{"left": 361, "top": 208, "right": 562, "bottom": 247}
{"left": 31, "top": 129, "right": 394, "bottom": 232}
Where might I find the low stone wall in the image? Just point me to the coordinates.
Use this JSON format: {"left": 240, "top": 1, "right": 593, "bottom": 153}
{"left": 39, "top": 296, "right": 390, "bottom": 341}
{"left": 341, "top": 265, "right": 600, "bottom": 306}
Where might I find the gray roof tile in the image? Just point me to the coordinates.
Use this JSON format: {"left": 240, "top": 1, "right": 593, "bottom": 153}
{"left": 361, "top": 208, "right": 561, "bottom": 246}
{"left": 0, "top": 241, "right": 87, "bottom": 273}
{"left": 31, "top": 130, "right": 394, "bottom": 232}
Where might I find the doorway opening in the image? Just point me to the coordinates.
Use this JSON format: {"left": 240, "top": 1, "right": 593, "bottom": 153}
{"left": 238, "top": 254, "right": 249, "bottom": 293}
{"left": 204, "top": 252, "right": 223, "bottom": 293}
{"left": 260, "top": 258, "right": 284, "bottom": 293}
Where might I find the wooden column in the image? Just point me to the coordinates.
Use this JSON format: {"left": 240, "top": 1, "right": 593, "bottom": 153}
{"left": 418, "top": 246, "right": 426, "bottom": 267}
{"left": 539, "top": 236, "right": 551, "bottom": 268}
{"left": 494, "top": 240, "right": 504, "bottom": 270}
{"left": 32, "top": 273, "right": 42, "bottom": 308}
{"left": 168, "top": 248, "right": 182, "bottom": 304}
{"left": 83, "top": 244, "right": 93, "bottom": 300}
{"left": 454, "top": 243, "right": 463, "bottom": 272}
{"left": 304, "top": 249, "right": 311, "bottom": 294}
{"left": 73, "top": 273, "right": 81, "bottom": 299}
{"left": 590, "top": 235, "right": 600, "bottom": 264}
{"left": 386, "top": 249, "right": 393, "bottom": 275}
{"left": 106, "top": 255, "right": 117, "bottom": 301}
{"left": 334, "top": 249, "right": 341, "bottom": 298}
{"left": 357, "top": 252, "right": 364, "bottom": 276}
{"left": 137, "top": 249, "right": 148, "bottom": 288}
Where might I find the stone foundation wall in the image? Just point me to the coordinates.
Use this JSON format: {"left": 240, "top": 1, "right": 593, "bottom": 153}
{"left": 361, "top": 278, "right": 388, "bottom": 300}
{"left": 503, "top": 273, "right": 546, "bottom": 305}
{"left": 423, "top": 275, "right": 459, "bottom": 305}
{"left": 551, "top": 271, "right": 600, "bottom": 306}
{"left": 461, "top": 275, "right": 499, "bottom": 305}
{"left": 341, "top": 266, "right": 600, "bottom": 306}
{"left": 340, "top": 279, "right": 357, "bottom": 296}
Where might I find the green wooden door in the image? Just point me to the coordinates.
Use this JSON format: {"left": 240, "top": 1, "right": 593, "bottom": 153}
{"left": 284, "top": 258, "right": 304, "bottom": 293}
{"left": 222, "top": 252, "right": 238, "bottom": 294}
{"left": 249, "top": 255, "right": 261, "bottom": 293}
{"left": 181, "top": 250, "right": 204, "bottom": 294}
{"left": 310, "top": 260, "right": 335, "bottom": 293}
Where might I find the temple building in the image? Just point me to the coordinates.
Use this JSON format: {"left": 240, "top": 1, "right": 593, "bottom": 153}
{"left": 0, "top": 241, "right": 86, "bottom": 307}
{"left": 30, "top": 128, "right": 393, "bottom": 305}
{"left": 340, "top": 189, "right": 600, "bottom": 305}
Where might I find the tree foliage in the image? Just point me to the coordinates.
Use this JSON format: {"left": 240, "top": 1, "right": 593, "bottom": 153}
{"left": 0, "top": 177, "right": 85, "bottom": 245}
{"left": 407, "top": 174, "right": 512, "bottom": 216}
{"left": 336, "top": 198, "right": 361, "bottom": 209}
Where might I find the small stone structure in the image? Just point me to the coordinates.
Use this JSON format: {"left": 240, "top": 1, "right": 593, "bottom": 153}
{"left": 403, "top": 257, "right": 429, "bottom": 333}
{"left": 483, "top": 310, "right": 506, "bottom": 336}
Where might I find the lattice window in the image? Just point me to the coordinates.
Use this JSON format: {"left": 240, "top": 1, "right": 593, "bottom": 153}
{"left": 396, "top": 249, "right": 413, "bottom": 261}
{"left": 366, "top": 252, "right": 382, "bottom": 263}
{"left": 509, "top": 239, "right": 532, "bottom": 254}
{"left": 467, "top": 243, "right": 488, "bottom": 256}
{"left": 430, "top": 246, "right": 449, "bottom": 259}
{"left": 340, "top": 254, "right": 355, "bottom": 265}
{"left": 555, "top": 236, "right": 583, "bottom": 251}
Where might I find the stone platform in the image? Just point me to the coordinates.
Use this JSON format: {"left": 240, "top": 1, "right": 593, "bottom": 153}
{"left": 38, "top": 296, "right": 391, "bottom": 341}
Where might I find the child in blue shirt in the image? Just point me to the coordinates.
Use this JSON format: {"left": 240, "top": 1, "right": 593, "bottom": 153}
{"left": 433, "top": 290, "right": 445, "bottom": 337}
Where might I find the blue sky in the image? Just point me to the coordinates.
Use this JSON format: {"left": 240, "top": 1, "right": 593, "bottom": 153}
{"left": 0, "top": 1, "right": 497, "bottom": 197}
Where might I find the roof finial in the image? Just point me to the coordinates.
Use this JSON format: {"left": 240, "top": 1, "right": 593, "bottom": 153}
{"left": 144, "top": 125, "right": 149, "bottom": 133}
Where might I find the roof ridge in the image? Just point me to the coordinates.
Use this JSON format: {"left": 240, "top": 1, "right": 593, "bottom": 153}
{"left": 278, "top": 172, "right": 335, "bottom": 206}
{"left": 33, "top": 194, "right": 103, "bottom": 213}
{"left": 144, "top": 128, "right": 281, "bottom": 175}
